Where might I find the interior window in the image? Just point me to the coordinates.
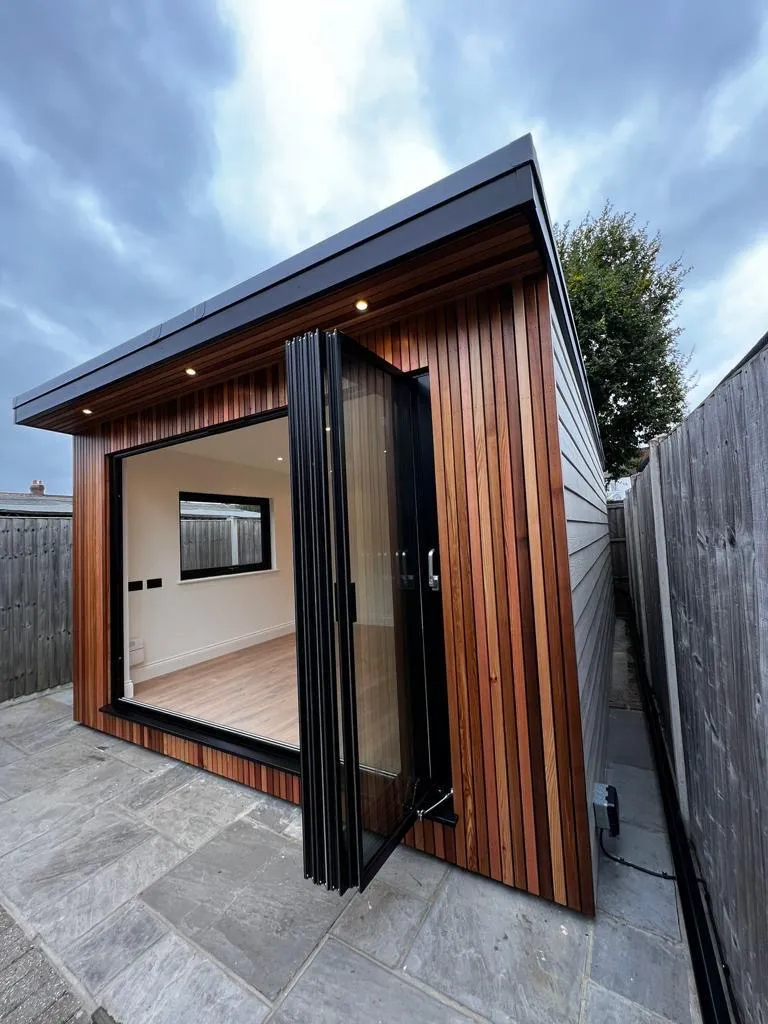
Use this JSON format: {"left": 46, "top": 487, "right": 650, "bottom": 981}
{"left": 179, "top": 492, "right": 271, "bottom": 580}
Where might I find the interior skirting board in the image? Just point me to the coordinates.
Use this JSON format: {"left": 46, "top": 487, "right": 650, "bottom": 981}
{"left": 130, "top": 621, "right": 295, "bottom": 683}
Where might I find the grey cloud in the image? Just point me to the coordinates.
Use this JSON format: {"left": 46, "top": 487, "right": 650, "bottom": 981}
{"left": 0, "top": 0, "right": 232, "bottom": 232}
{"left": 2, "top": 0, "right": 767, "bottom": 493}
{"left": 0, "top": 0, "right": 269, "bottom": 492}
{"left": 415, "top": 0, "right": 768, "bottom": 372}
{"left": 419, "top": 0, "right": 766, "bottom": 254}
{"left": 0, "top": 316, "right": 73, "bottom": 493}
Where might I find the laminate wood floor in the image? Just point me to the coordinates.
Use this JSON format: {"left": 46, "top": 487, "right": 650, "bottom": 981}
{"left": 133, "top": 633, "right": 299, "bottom": 747}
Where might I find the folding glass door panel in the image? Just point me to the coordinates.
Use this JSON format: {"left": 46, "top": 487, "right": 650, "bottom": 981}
{"left": 326, "top": 332, "right": 426, "bottom": 885}
{"left": 287, "top": 329, "right": 445, "bottom": 893}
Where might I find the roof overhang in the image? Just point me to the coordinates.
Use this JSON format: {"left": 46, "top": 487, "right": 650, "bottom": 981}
{"left": 13, "top": 133, "right": 601, "bottom": 460}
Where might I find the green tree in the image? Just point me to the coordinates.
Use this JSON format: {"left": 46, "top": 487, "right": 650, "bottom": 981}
{"left": 555, "top": 204, "right": 689, "bottom": 479}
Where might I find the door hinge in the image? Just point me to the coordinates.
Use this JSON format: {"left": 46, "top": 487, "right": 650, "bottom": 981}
{"left": 416, "top": 787, "right": 453, "bottom": 821}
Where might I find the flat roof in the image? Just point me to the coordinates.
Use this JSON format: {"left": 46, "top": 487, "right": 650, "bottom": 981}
{"left": 12, "top": 133, "right": 601, "bottom": 458}
{"left": 0, "top": 492, "right": 72, "bottom": 515}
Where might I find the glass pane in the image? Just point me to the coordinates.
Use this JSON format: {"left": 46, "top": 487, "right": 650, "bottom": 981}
{"left": 179, "top": 495, "right": 264, "bottom": 574}
{"left": 123, "top": 418, "right": 296, "bottom": 751}
{"left": 338, "top": 348, "right": 417, "bottom": 867}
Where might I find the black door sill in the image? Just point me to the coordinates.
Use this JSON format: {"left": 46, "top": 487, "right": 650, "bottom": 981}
{"left": 101, "top": 699, "right": 301, "bottom": 776}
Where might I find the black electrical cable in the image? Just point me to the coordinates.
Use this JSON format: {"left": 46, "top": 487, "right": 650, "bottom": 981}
{"left": 599, "top": 827, "right": 677, "bottom": 880}
{"left": 602, "top": 827, "right": 708, "bottom": 884}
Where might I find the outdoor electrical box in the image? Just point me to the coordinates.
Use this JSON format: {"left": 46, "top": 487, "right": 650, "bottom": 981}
{"left": 593, "top": 783, "right": 620, "bottom": 837}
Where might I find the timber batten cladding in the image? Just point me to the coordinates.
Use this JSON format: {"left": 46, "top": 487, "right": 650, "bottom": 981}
{"left": 15, "top": 136, "right": 608, "bottom": 915}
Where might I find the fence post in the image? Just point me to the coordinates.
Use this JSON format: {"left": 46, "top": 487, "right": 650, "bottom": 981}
{"left": 628, "top": 481, "right": 652, "bottom": 676}
{"left": 649, "top": 437, "right": 690, "bottom": 824}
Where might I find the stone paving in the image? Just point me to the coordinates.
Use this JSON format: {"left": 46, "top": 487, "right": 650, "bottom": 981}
{"left": 0, "top": 625, "right": 702, "bottom": 1023}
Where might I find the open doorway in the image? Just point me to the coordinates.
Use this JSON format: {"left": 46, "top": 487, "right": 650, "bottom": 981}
{"left": 120, "top": 415, "right": 298, "bottom": 751}
{"left": 107, "top": 334, "right": 453, "bottom": 894}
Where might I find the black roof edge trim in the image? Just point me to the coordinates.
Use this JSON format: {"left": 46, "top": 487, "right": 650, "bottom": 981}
{"left": 15, "top": 135, "right": 539, "bottom": 420}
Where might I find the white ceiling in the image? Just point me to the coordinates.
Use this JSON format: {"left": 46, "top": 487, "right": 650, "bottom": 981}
{"left": 179, "top": 417, "right": 290, "bottom": 473}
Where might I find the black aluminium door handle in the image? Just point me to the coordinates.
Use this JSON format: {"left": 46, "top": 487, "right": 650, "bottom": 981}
{"left": 427, "top": 548, "right": 440, "bottom": 591}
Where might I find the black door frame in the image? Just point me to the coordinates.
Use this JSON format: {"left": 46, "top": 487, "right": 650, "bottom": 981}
{"left": 102, "top": 344, "right": 455, "bottom": 877}
{"left": 103, "top": 407, "right": 302, "bottom": 776}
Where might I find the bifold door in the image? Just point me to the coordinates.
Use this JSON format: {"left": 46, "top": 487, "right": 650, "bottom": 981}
{"left": 287, "top": 329, "right": 450, "bottom": 893}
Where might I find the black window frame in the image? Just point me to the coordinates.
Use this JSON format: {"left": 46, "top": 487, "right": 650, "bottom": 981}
{"left": 178, "top": 490, "right": 272, "bottom": 581}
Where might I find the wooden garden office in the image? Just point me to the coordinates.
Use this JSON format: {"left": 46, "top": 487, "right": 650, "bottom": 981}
{"left": 13, "top": 134, "right": 613, "bottom": 914}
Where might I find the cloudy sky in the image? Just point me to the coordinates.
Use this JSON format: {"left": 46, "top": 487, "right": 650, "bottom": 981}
{"left": 1, "top": 0, "right": 766, "bottom": 494}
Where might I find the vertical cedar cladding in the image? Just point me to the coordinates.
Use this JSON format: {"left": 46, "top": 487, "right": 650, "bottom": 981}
{"left": 72, "top": 277, "right": 593, "bottom": 913}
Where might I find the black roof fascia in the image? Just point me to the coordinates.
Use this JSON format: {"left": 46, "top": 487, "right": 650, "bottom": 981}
{"left": 14, "top": 135, "right": 541, "bottom": 425}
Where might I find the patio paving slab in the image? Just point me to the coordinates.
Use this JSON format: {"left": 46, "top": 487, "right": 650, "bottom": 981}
{"left": 116, "top": 763, "right": 197, "bottom": 813}
{"left": 375, "top": 843, "right": 449, "bottom": 900}
{"left": 243, "top": 791, "right": 303, "bottom": 836}
{"left": 100, "top": 932, "right": 269, "bottom": 1024}
{"left": 607, "top": 708, "right": 654, "bottom": 770}
{"left": 29, "top": 833, "right": 187, "bottom": 950}
{"left": 597, "top": 850, "right": 680, "bottom": 942}
{"left": 61, "top": 900, "right": 168, "bottom": 995}
{"left": 0, "top": 742, "right": 109, "bottom": 801}
{"left": 599, "top": 821, "right": 673, "bottom": 875}
{"left": 0, "top": 741, "right": 21, "bottom": 769}
{"left": 0, "top": 810, "right": 152, "bottom": 916}
{"left": 142, "top": 817, "right": 273, "bottom": 935}
{"left": 332, "top": 877, "right": 429, "bottom": 968}
{"left": 46, "top": 690, "right": 74, "bottom": 708}
{"left": 584, "top": 981, "right": 674, "bottom": 1023}
{"left": 606, "top": 762, "right": 666, "bottom": 833}
{"left": 405, "top": 867, "right": 591, "bottom": 1024}
{"left": 591, "top": 915, "right": 691, "bottom": 1023}
{"left": 0, "top": 624, "right": 704, "bottom": 1024}
{"left": 11, "top": 717, "right": 79, "bottom": 756}
{"left": 0, "top": 699, "right": 69, "bottom": 744}
{"left": 0, "top": 757, "right": 146, "bottom": 858}
{"left": 270, "top": 938, "right": 475, "bottom": 1024}
{"left": 136, "top": 774, "right": 257, "bottom": 850}
{"left": 144, "top": 817, "right": 349, "bottom": 1001}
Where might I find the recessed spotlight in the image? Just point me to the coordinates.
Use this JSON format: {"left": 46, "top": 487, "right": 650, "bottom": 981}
{"left": 325, "top": 426, "right": 331, "bottom": 432}
{"left": 355, "top": 299, "right": 368, "bottom": 312}
{"left": 276, "top": 456, "right": 284, "bottom": 462}
{"left": 82, "top": 408, "right": 93, "bottom": 415}
{"left": 184, "top": 367, "right": 197, "bottom": 376}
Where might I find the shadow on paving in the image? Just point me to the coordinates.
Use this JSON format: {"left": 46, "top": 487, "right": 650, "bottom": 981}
{"left": 0, "top": 626, "right": 701, "bottom": 1023}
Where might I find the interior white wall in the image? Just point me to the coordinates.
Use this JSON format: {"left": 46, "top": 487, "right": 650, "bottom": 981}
{"left": 124, "top": 444, "right": 293, "bottom": 684}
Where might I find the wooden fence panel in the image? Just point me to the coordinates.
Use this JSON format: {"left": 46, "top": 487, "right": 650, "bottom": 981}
{"left": 607, "top": 502, "right": 628, "bottom": 579}
{"left": 179, "top": 517, "right": 231, "bottom": 572}
{"left": 608, "top": 500, "right": 630, "bottom": 616}
{"left": 236, "top": 518, "right": 262, "bottom": 564}
{"left": 626, "top": 350, "right": 768, "bottom": 1024}
{"left": 0, "top": 516, "right": 72, "bottom": 701}
{"left": 178, "top": 517, "right": 263, "bottom": 572}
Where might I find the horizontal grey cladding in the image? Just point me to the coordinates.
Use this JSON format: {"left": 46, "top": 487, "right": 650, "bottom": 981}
{"left": 551, "top": 307, "right": 613, "bottom": 891}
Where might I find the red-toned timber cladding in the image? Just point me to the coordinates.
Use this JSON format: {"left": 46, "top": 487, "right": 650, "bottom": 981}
{"left": 71, "top": 274, "right": 593, "bottom": 913}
